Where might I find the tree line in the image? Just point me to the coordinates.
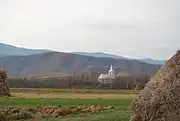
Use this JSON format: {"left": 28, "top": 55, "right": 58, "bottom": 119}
{"left": 7, "top": 72, "right": 150, "bottom": 90}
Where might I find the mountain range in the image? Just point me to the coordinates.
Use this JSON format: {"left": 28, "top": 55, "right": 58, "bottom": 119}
{"left": 0, "top": 43, "right": 51, "bottom": 57}
{"left": 0, "top": 43, "right": 166, "bottom": 65}
{"left": 0, "top": 51, "right": 161, "bottom": 77}
{"left": 0, "top": 43, "right": 163, "bottom": 77}
{"left": 72, "top": 52, "right": 128, "bottom": 60}
{"left": 73, "top": 52, "right": 166, "bottom": 65}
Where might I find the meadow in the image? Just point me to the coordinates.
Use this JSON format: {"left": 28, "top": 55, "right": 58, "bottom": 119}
{"left": 0, "top": 88, "right": 138, "bottom": 121}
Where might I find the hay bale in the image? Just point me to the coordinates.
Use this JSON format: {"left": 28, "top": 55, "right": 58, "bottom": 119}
{"left": 0, "top": 113, "right": 8, "bottom": 121}
{"left": 0, "top": 69, "right": 11, "bottom": 97}
{"left": 130, "top": 51, "right": 180, "bottom": 121}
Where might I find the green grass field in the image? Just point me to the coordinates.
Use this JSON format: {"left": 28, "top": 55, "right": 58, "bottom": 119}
{"left": 1, "top": 88, "right": 137, "bottom": 121}
{"left": 0, "top": 98, "right": 132, "bottom": 107}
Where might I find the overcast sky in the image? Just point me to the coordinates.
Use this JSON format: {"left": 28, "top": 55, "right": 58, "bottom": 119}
{"left": 0, "top": 0, "right": 179, "bottom": 60}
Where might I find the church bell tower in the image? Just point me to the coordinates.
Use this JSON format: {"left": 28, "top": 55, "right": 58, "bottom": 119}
{"left": 109, "top": 65, "right": 115, "bottom": 76}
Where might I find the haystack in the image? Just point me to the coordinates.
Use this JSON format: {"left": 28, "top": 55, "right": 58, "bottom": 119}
{"left": 130, "top": 50, "right": 180, "bottom": 121}
{"left": 0, "top": 69, "right": 11, "bottom": 96}
{"left": 0, "top": 113, "right": 8, "bottom": 121}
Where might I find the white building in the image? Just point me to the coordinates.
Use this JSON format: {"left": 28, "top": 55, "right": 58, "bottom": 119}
{"left": 97, "top": 65, "right": 116, "bottom": 84}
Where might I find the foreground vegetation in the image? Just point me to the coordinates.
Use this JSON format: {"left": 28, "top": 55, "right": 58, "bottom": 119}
{"left": 0, "top": 88, "right": 135, "bottom": 121}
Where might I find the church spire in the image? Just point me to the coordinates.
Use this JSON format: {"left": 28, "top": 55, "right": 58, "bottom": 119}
{"left": 110, "top": 65, "right": 113, "bottom": 71}
{"left": 109, "top": 64, "right": 115, "bottom": 76}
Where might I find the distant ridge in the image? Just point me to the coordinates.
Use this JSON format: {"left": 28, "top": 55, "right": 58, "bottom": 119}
{"left": 0, "top": 42, "right": 165, "bottom": 66}
{"left": 0, "top": 43, "right": 51, "bottom": 57}
{"left": 73, "top": 52, "right": 166, "bottom": 65}
{"left": 0, "top": 52, "right": 161, "bottom": 77}
{"left": 72, "top": 52, "right": 129, "bottom": 60}
{"left": 137, "top": 58, "right": 166, "bottom": 65}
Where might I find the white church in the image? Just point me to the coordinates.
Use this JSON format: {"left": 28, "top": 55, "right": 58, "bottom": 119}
{"left": 97, "top": 65, "right": 116, "bottom": 84}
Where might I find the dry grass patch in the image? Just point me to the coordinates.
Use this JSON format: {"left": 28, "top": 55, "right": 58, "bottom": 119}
{"left": 0, "top": 105, "right": 115, "bottom": 120}
{"left": 11, "top": 88, "right": 140, "bottom": 94}
{"left": 11, "top": 92, "right": 136, "bottom": 99}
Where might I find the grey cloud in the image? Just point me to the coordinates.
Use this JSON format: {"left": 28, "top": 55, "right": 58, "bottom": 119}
{"left": 0, "top": 0, "right": 180, "bottom": 60}
{"left": 76, "top": 23, "right": 138, "bottom": 30}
